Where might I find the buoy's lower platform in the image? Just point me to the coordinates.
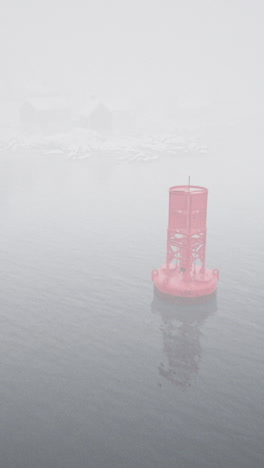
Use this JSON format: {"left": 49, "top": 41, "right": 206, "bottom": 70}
{"left": 152, "top": 264, "right": 219, "bottom": 298}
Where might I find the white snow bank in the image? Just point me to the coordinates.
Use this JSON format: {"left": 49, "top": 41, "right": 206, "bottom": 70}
{"left": 0, "top": 128, "right": 208, "bottom": 161}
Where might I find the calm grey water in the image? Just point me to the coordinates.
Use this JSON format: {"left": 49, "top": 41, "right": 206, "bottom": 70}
{"left": 0, "top": 138, "right": 263, "bottom": 467}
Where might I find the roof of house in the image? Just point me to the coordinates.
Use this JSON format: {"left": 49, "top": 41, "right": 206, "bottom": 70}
{"left": 80, "top": 99, "right": 111, "bottom": 118}
{"left": 23, "top": 97, "right": 71, "bottom": 112}
{"left": 79, "top": 97, "right": 135, "bottom": 117}
{"left": 104, "top": 98, "right": 134, "bottom": 112}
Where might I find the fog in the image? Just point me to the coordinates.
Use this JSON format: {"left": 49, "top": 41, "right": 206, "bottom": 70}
{"left": 0, "top": 2, "right": 264, "bottom": 468}
{"left": 1, "top": 1, "right": 264, "bottom": 108}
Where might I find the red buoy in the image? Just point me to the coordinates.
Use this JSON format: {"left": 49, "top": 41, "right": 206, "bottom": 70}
{"left": 152, "top": 185, "right": 219, "bottom": 297}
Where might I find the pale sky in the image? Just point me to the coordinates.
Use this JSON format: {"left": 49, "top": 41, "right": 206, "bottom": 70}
{"left": 0, "top": 0, "right": 263, "bottom": 106}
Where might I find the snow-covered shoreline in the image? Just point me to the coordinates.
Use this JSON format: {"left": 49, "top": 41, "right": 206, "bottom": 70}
{"left": 0, "top": 128, "right": 209, "bottom": 162}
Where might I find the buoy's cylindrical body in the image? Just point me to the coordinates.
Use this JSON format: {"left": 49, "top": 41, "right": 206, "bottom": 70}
{"left": 152, "top": 185, "right": 219, "bottom": 297}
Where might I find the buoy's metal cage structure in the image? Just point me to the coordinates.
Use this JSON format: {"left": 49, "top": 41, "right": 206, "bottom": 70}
{"left": 167, "top": 185, "right": 207, "bottom": 278}
{"left": 152, "top": 185, "right": 219, "bottom": 298}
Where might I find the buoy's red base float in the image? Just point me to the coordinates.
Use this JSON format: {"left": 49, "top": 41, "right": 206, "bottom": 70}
{"left": 152, "top": 265, "right": 219, "bottom": 298}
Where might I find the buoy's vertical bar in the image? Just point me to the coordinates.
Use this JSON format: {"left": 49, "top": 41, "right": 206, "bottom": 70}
{"left": 184, "top": 189, "right": 192, "bottom": 281}
{"left": 166, "top": 188, "right": 171, "bottom": 271}
{"left": 201, "top": 231, "right": 206, "bottom": 274}
{"left": 201, "top": 190, "right": 208, "bottom": 274}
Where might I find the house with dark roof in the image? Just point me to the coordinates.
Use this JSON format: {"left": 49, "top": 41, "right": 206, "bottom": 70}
{"left": 20, "top": 97, "right": 72, "bottom": 132}
{"left": 78, "top": 99, "right": 112, "bottom": 135}
{"left": 78, "top": 96, "right": 136, "bottom": 135}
